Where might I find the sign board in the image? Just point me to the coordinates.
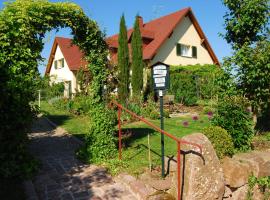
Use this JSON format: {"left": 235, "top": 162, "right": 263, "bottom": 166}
{"left": 151, "top": 62, "right": 170, "bottom": 91}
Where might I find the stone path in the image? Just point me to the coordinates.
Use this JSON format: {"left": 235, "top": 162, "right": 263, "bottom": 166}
{"left": 25, "top": 117, "right": 138, "bottom": 200}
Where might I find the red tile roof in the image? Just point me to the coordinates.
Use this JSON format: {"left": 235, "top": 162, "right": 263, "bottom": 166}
{"left": 45, "top": 37, "right": 88, "bottom": 74}
{"left": 46, "top": 7, "right": 219, "bottom": 75}
{"left": 106, "top": 7, "right": 219, "bottom": 65}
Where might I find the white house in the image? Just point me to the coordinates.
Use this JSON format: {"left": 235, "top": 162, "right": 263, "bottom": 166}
{"left": 45, "top": 37, "right": 88, "bottom": 97}
{"left": 45, "top": 7, "right": 219, "bottom": 96}
{"left": 106, "top": 7, "right": 219, "bottom": 66}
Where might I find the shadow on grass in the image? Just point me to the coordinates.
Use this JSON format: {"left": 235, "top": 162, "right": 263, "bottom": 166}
{"left": 41, "top": 110, "right": 71, "bottom": 126}
{"left": 121, "top": 128, "right": 156, "bottom": 147}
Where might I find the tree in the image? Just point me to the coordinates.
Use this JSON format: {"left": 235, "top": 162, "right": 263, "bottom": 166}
{"left": 223, "top": 0, "right": 269, "bottom": 49}
{"left": 0, "top": 0, "right": 111, "bottom": 178}
{"left": 222, "top": 0, "right": 270, "bottom": 125}
{"left": 117, "top": 15, "right": 130, "bottom": 102}
{"left": 131, "top": 16, "right": 144, "bottom": 97}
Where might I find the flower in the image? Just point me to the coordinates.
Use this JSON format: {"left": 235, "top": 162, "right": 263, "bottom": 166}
{"left": 207, "top": 111, "right": 213, "bottom": 119}
{"left": 207, "top": 111, "right": 213, "bottom": 117}
{"left": 192, "top": 115, "right": 199, "bottom": 121}
{"left": 182, "top": 121, "right": 189, "bottom": 127}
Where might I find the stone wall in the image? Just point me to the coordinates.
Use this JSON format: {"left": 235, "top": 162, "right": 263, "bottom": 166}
{"left": 169, "top": 133, "right": 270, "bottom": 200}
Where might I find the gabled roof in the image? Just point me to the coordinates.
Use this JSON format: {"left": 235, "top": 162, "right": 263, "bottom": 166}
{"left": 45, "top": 37, "right": 88, "bottom": 74}
{"left": 106, "top": 7, "right": 219, "bottom": 65}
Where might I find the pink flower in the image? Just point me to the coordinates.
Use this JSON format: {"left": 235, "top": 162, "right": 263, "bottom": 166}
{"left": 192, "top": 115, "right": 199, "bottom": 121}
{"left": 207, "top": 111, "right": 213, "bottom": 117}
{"left": 183, "top": 121, "right": 189, "bottom": 127}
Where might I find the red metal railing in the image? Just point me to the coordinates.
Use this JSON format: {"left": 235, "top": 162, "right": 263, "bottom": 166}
{"left": 111, "top": 100, "right": 203, "bottom": 200}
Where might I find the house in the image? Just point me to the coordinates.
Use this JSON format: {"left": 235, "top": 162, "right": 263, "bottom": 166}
{"left": 45, "top": 7, "right": 218, "bottom": 96}
{"left": 106, "top": 7, "right": 219, "bottom": 66}
{"left": 45, "top": 37, "right": 88, "bottom": 97}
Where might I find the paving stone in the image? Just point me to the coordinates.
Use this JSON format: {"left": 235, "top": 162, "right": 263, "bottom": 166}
{"left": 25, "top": 117, "right": 138, "bottom": 200}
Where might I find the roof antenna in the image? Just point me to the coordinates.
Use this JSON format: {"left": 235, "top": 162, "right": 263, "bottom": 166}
{"left": 152, "top": 5, "right": 164, "bottom": 19}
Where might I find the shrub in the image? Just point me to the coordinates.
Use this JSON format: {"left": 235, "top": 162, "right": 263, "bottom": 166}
{"left": 211, "top": 96, "right": 254, "bottom": 151}
{"left": 168, "top": 64, "right": 220, "bottom": 106}
{"left": 203, "top": 106, "right": 216, "bottom": 115}
{"left": 203, "top": 126, "right": 234, "bottom": 159}
{"left": 78, "top": 103, "right": 118, "bottom": 162}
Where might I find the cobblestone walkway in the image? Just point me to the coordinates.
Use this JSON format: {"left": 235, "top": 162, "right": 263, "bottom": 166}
{"left": 26, "top": 117, "right": 138, "bottom": 200}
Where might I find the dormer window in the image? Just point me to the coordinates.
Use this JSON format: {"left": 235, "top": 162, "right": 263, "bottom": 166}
{"left": 54, "top": 58, "right": 65, "bottom": 69}
{"left": 176, "top": 43, "right": 197, "bottom": 58}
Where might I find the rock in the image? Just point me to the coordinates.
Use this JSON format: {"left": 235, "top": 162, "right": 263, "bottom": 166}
{"left": 227, "top": 184, "right": 248, "bottom": 200}
{"left": 233, "top": 151, "right": 270, "bottom": 177}
{"left": 169, "top": 133, "right": 225, "bottom": 200}
{"left": 252, "top": 184, "right": 265, "bottom": 200}
{"left": 221, "top": 157, "right": 253, "bottom": 188}
{"left": 223, "top": 186, "right": 233, "bottom": 198}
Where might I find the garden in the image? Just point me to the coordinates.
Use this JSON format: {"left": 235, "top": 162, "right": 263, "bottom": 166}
{"left": 0, "top": 0, "right": 269, "bottom": 199}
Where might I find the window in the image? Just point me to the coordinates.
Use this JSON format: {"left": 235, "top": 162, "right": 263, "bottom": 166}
{"left": 54, "top": 60, "right": 57, "bottom": 69}
{"left": 58, "top": 58, "right": 64, "bottom": 68}
{"left": 53, "top": 58, "right": 65, "bottom": 69}
{"left": 176, "top": 43, "right": 197, "bottom": 58}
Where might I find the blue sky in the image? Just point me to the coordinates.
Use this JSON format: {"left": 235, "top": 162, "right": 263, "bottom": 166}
{"left": 0, "top": 0, "right": 231, "bottom": 75}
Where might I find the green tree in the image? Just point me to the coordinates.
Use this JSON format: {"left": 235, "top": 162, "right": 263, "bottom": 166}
{"left": 131, "top": 16, "right": 144, "bottom": 97}
{"left": 0, "top": 0, "right": 112, "bottom": 178}
{"left": 222, "top": 0, "right": 270, "bottom": 125}
{"left": 223, "top": 0, "right": 269, "bottom": 49}
{"left": 117, "top": 15, "right": 130, "bottom": 102}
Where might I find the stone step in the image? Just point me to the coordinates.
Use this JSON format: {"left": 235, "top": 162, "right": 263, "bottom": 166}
{"left": 116, "top": 173, "right": 156, "bottom": 200}
{"left": 116, "top": 172, "right": 174, "bottom": 200}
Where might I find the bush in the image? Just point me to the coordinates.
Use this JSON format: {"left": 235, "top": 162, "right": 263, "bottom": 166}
{"left": 78, "top": 103, "right": 118, "bottom": 162}
{"left": 168, "top": 64, "right": 220, "bottom": 106}
{"left": 211, "top": 96, "right": 254, "bottom": 151}
{"left": 203, "top": 126, "right": 234, "bottom": 159}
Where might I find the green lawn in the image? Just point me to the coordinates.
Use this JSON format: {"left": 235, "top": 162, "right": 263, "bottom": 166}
{"left": 117, "top": 116, "right": 210, "bottom": 175}
{"left": 40, "top": 101, "right": 210, "bottom": 175}
{"left": 40, "top": 101, "right": 90, "bottom": 139}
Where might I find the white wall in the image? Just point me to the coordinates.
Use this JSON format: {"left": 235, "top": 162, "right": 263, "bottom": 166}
{"left": 151, "top": 16, "right": 214, "bottom": 66}
{"left": 49, "top": 45, "right": 77, "bottom": 95}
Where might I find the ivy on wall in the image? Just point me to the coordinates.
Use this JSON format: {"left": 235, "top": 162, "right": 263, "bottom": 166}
{"left": 0, "top": 0, "right": 113, "bottom": 178}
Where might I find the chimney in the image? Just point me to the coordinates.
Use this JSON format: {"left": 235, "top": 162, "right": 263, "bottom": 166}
{"left": 137, "top": 16, "right": 143, "bottom": 28}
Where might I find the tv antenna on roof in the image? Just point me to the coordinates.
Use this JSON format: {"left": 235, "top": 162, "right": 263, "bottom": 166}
{"left": 152, "top": 5, "right": 164, "bottom": 19}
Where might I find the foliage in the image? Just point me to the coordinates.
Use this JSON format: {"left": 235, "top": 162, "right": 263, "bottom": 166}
{"left": 0, "top": 0, "right": 108, "bottom": 178}
{"left": 224, "top": 40, "right": 270, "bottom": 112}
{"left": 211, "top": 96, "right": 254, "bottom": 150}
{"left": 247, "top": 175, "right": 270, "bottom": 200}
{"left": 222, "top": 0, "right": 269, "bottom": 48}
{"left": 168, "top": 64, "right": 220, "bottom": 105}
{"left": 78, "top": 104, "right": 117, "bottom": 162}
{"left": 75, "top": 67, "right": 92, "bottom": 95}
{"left": 202, "top": 126, "right": 234, "bottom": 159}
{"left": 131, "top": 16, "right": 144, "bottom": 97}
{"left": 117, "top": 15, "right": 130, "bottom": 102}
{"left": 222, "top": 0, "right": 270, "bottom": 130}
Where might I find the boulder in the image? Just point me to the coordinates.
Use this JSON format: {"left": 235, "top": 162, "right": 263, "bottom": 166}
{"left": 169, "top": 133, "right": 225, "bottom": 200}
{"left": 221, "top": 157, "right": 254, "bottom": 188}
{"left": 233, "top": 151, "right": 270, "bottom": 177}
{"left": 227, "top": 185, "right": 248, "bottom": 200}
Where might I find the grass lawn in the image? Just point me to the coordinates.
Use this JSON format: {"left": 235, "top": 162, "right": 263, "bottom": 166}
{"left": 40, "top": 101, "right": 91, "bottom": 139}
{"left": 40, "top": 101, "right": 210, "bottom": 175}
{"left": 114, "top": 115, "right": 210, "bottom": 175}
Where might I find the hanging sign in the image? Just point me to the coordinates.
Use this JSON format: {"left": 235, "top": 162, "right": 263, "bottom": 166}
{"left": 151, "top": 62, "right": 170, "bottom": 90}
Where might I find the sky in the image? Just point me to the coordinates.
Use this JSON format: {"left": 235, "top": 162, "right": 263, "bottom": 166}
{"left": 0, "top": 0, "right": 232, "bottom": 75}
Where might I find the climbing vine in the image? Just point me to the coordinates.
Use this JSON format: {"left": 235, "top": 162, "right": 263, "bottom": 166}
{"left": 0, "top": 0, "right": 113, "bottom": 178}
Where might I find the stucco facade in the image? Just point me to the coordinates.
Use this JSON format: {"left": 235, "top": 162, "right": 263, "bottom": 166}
{"left": 49, "top": 45, "right": 77, "bottom": 96}
{"left": 151, "top": 16, "right": 213, "bottom": 66}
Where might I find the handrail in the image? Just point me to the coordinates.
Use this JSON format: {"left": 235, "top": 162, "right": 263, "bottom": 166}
{"left": 110, "top": 100, "right": 203, "bottom": 200}
{"left": 111, "top": 100, "right": 202, "bottom": 153}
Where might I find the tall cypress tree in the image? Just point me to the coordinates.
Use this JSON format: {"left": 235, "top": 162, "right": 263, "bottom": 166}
{"left": 131, "top": 16, "right": 144, "bottom": 97}
{"left": 118, "top": 15, "right": 130, "bottom": 102}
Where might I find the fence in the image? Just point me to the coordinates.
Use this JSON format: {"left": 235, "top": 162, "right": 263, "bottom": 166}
{"left": 111, "top": 100, "right": 203, "bottom": 200}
